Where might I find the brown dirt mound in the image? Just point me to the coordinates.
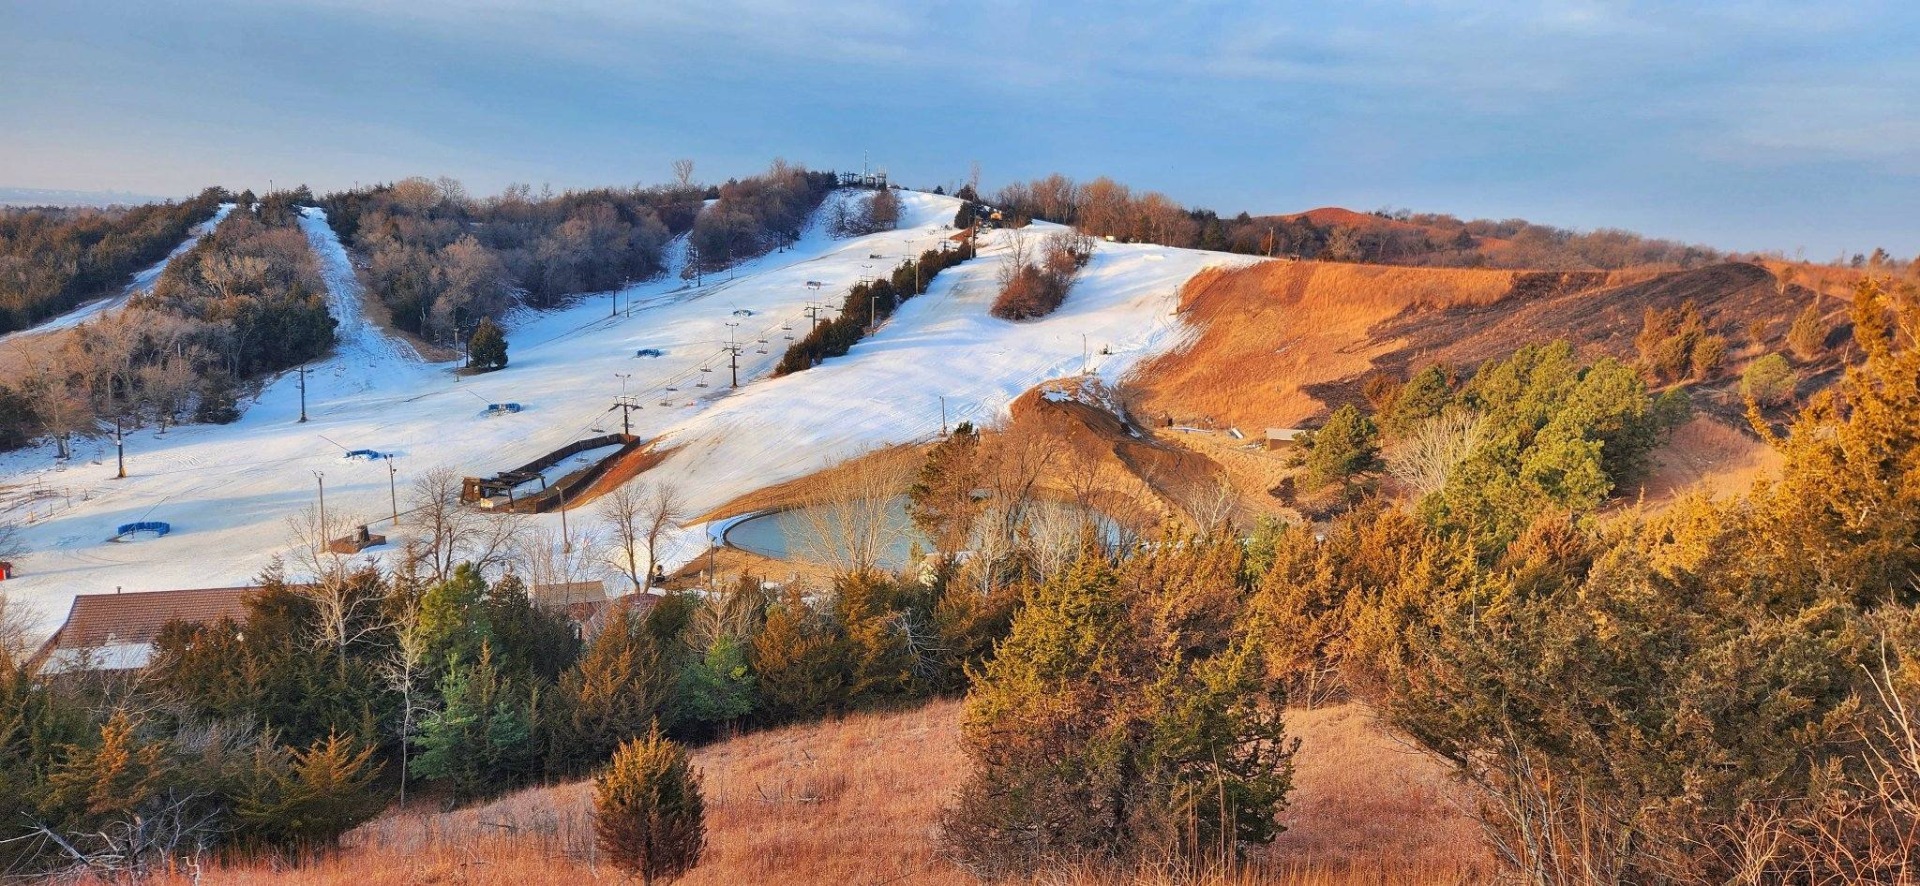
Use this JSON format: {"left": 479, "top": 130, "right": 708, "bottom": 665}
{"left": 1138, "top": 258, "right": 1852, "bottom": 434}
{"left": 1007, "top": 381, "right": 1236, "bottom": 529}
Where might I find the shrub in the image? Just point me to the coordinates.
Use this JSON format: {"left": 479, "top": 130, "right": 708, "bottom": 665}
{"left": 942, "top": 538, "right": 1295, "bottom": 875}
{"left": 1741, "top": 352, "right": 1798, "bottom": 406}
{"left": 1787, "top": 299, "right": 1828, "bottom": 361}
{"left": 1635, "top": 299, "right": 1726, "bottom": 383}
{"left": 989, "top": 230, "right": 1093, "bottom": 321}
{"left": 595, "top": 724, "right": 706, "bottom": 885}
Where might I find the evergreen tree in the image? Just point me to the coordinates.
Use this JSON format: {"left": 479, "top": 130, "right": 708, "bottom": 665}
{"left": 1302, "top": 404, "right": 1380, "bottom": 489}
{"left": 907, "top": 422, "right": 984, "bottom": 554}
{"left": 673, "top": 635, "right": 756, "bottom": 735}
{"left": 594, "top": 723, "right": 705, "bottom": 885}
{"left": 234, "top": 731, "right": 384, "bottom": 849}
{"left": 417, "top": 563, "right": 490, "bottom": 680}
{"left": 43, "top": 711, "right": 176, "bottom": 840}
{"left": 943, "top": 544, "right": 1295, "bottom": 874}
{"left": 553, "top": 607, "right": 670, "bottom": 771}
{"left": 468, "top": 317, "right": 508, "bottom": 371}
{"left": 1787, "top": 299, "right": 1828, "bottom": 361}
{"left": 483, "top": 573, "right": 580, "bottom": 684}
{"left": 1741, "top": 352, "right": 1798, "bottom": 406}
{"left": 748, "top": 590, "right": 849, "bottom": 724}
{"left": 411, "top": 645, "right": 536, "bottom": 801}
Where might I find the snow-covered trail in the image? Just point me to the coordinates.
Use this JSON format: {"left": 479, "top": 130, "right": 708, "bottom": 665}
{"left": 289, "top": 207, "right": 439, "bottom": 406}
{"left": 0, "top": 191, "right": 963, "bottom": 634}
{"left": 1, "top": 203, "right": 235, "bottom": 343}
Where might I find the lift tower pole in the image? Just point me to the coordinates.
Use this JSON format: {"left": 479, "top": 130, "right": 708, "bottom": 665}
{"left": 725, "top": 322, "right": 741, "bottom": 388}
{"left": 613, "top": 396, "right": 642, "bottom": 440}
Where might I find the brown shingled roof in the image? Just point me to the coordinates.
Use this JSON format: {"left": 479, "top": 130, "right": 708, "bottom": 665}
{"left": 43, "top": 586, "right": 256, "bottom": 651}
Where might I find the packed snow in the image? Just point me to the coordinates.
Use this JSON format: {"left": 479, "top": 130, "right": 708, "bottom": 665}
{"left": 0, "top": 190, "right": 1260, "bottom": 638}
{"left": 0, "top": 203, "right": 235, "bottom": 343}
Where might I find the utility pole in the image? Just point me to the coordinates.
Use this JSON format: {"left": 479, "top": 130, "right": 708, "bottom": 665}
{"left": 939, "top": 395, "right": 947, "bottom": 436}
{"left": 297, "top": 365, "right": 308, "bottom": 423}
{"left": 113, "top": 414, "right": 126, "bottom": 479}
{"left": 613, "top": 396, "right": 641, "bottom": 439}
{"left": 725, "top": 322, "right": 741, "bottom": 388}
{"left": 384, "top": 454, "right": 399, "bottom": 525}
{"left": 313, "top": 471, "right": 327, "bottom": 538}
{"left": 1083, "top": 333, "right": 1089, "bottom": 376}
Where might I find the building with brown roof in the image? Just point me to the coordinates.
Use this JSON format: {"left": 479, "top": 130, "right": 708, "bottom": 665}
{"left": 34, "top": 586, "right": 256, "bottom": 675}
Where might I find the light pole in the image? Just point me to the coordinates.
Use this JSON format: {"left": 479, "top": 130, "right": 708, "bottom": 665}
{"left": 615, "top": 372, "right": 632, "bottom": 397}
{"left": 313, "top": 470, "right": 327, "bottom": 539}
{"left": 384, "top": 454, "right": 399, "bottom": 525}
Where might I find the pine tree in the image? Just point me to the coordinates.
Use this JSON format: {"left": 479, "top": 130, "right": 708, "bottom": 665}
{"left": 44, "top": 710, "right": 175, "bottom": 832}
{"left": 411, "top": 644, "right": 536, "bottom": 800}
{"left": 1302, "top": 404, "right": 1380, "bottom": 489}
{"left": 747, "top": 590, "right": 848, "bottom": 724}
{"left": 235, "top": 731, "right": 384, "bottom": 848}
{"left": 554, "top": 607, "right": 670, "bottom": 770}
{"left": 468, "top": 317, "right": 508, "bottom": 371}
{"left": 594, "top": 723, "right": 705, "bottom": 885}
{"left": 942, "top": 544, "right": 1294, "bottom": 873}
{"left": 417, "top": 563, "right": 490, "bottom": 680}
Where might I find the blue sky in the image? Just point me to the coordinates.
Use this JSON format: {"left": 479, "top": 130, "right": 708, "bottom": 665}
{"left": 3, "top": 1, "right": 1916, "bottom": 258}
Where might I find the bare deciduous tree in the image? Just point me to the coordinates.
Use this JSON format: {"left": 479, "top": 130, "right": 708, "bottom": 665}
{"left": 406, "top": 467, "right": 524, "bottom": 582}
{"left": 1385, "top": 410, "right": 1485, "bottom": 497}
{"left": 600, "top": 480, "right": 685, "bottom": 591}
{"left": 283, "top": 509, "right": 388, "bottom": 664}
{"left": 514, "top": 524, "right": 609, "bottom": 597}
{"left": 795, "top": 451, "right": 917, "bottom": 579}
{"left": 0, "top": 588, "right": 34, "bottom": 664}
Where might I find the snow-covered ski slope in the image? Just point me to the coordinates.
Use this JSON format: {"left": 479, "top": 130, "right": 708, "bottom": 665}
{"left": 0, "top": 190, "right": 1261, "bottom": 635}
{"left": 0, "top": 203, "right": 236, "bottom": 343}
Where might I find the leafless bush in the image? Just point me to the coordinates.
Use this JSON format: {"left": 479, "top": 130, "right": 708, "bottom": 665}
{"left": 1384, "top": 410, "right": 1484, "bottom": 496}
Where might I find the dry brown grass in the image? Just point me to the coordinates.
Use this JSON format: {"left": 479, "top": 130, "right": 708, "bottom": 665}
{"left": 1631, "top": 415, "right": 1783, "bottom": 505}
{"left": 141, "top": 698, "right": 1488, "bottom": 886}
{"left": 1135, "top": 262, "right": 1517, "bottom": 430}
{"left": 697, "top": 442, "right": 928, "bottom": 524}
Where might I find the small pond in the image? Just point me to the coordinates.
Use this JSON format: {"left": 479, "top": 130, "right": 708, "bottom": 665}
{"left": 722, "top": 495, "right": 1119, "bottom": 570}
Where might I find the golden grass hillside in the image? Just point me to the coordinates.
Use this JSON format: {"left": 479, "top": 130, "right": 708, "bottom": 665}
{"left": 1134, "top": 261, "right": 1519, "bottom": 430}
{"left": 148, "top": 699, "right": 1489, "bottom": 886}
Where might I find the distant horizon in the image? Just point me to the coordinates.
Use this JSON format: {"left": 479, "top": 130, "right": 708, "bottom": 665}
{"left": 0, "top": 174, "right": 1835, "bottom": 263}
{"left": 6, "top": 1, "right": 1917, "bottom": 261}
